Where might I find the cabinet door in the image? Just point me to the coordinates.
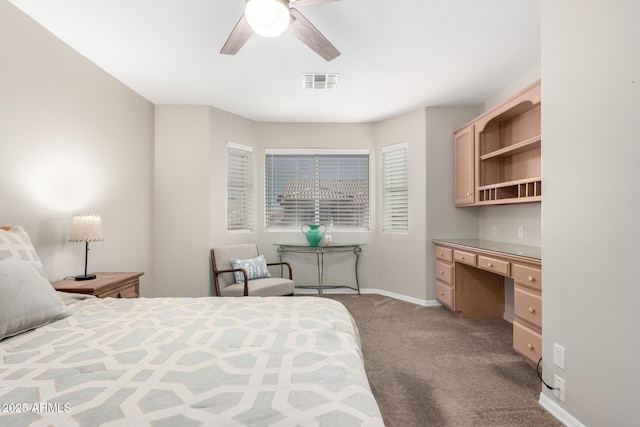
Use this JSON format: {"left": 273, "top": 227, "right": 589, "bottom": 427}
{"left": 454, "top": 124, "right": 475, "bottom": 206}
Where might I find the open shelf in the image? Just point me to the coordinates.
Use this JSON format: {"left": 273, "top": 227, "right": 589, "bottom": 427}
{"left": 478, "top": 177, "right": 541, "bottom": 204}
{"left": 480, "top": 135, "right": 541, "bottom": 161}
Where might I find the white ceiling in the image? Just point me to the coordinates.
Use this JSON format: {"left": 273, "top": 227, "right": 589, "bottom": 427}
{"left": 9, "top": 0, "right": 541, "bottom": 123}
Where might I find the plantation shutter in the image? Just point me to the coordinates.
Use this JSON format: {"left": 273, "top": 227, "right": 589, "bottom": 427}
{"left": 382, "top": 142, "right": 408, "bottom": 232}
{"left": 227, "top": 141, "right": 253, "bottom": 231}
{"left": 265, "top": 149, "right": 369, "bottom": 230}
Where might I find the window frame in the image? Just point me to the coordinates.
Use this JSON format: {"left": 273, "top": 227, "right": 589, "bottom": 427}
{"left": 381, "top": 142, "right": 409, "bottom": 233}
{"left": 226, "top": 141, "right": 254, "bottom": 233}
{"left": 264, "top": 148, "right": 371, "bottom": 232}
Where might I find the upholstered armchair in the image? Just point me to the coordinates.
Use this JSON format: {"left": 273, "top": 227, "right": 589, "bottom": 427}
{"left": 210, "top": 244, "right": 294, "bottom": 296}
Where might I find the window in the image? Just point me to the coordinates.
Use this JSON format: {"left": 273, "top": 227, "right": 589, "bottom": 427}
{"left": 382, "top": 142, "right": 408, "bottom": 232}
{"left": 227, "top": 141, "right": 253, "bottom": 231}
{"left": 265, "top": 149, "right": 370, "bottom": 230}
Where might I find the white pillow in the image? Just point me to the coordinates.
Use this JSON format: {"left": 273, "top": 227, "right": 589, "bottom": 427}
{"left": 0, "top": 258, "right": 70, "bottom": 341}
{"left": 0, "top": 225, "right": 46, "bottom": 277}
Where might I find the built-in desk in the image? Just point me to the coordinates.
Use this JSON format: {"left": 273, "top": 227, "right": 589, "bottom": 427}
{"left": 432, "top": 239, "right": 542, "bottom": 366}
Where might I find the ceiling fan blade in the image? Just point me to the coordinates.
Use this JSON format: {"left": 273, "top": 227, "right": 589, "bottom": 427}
{"left": 292, "top": 0, "right": 341, "bottom": 6}
{"left": 288, "top": 8, "right": 340, "bottom": 62}
{"left": 220, "top": 14, "right": 254, "bottom": 55}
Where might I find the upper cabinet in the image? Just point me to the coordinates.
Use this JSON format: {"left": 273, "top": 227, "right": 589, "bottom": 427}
{"left": 454, "top": 81, "right": 541, "bottom": 207}
{"left": 454, "top": 124, "right": 475, "bottom": 206}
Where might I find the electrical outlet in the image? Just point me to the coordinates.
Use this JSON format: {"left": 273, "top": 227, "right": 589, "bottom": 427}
{"left": 553, "top": 343, "right": 566, "bottom": 369}
{"left": 491, "top": 226, "right": 497, "bottom": 236}
{"left": 553, "top": 375, "right": 566, "bottom": 402}
{"left": 517, "top": 226, "right": 524, "bottom": 239}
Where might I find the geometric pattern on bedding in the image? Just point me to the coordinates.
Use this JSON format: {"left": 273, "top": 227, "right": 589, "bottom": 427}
{"left": 0, "top": 296, "right": 384, "bottom": 426}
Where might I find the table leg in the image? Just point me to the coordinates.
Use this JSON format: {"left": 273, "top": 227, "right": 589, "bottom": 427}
{"left": 316, "top": 251, "right": 323, "bottom": 296}
{"left": 354, "top": 247, "right": 361, "bottom": 295}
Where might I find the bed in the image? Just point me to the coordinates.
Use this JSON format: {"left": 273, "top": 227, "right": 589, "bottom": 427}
{"left": 0, "top": 226, "right": 384, "bottom": 426}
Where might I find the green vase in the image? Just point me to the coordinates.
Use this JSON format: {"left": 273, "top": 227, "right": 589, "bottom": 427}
{"left": 301, "top": 224, "right": 327, "bottom": 247}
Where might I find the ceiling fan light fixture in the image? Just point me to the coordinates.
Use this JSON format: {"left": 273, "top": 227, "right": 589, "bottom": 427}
{"left": 245, "top": 0, "right": 290, "bottom": 38}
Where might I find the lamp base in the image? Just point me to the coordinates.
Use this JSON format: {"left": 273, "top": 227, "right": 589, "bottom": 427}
{"left": 75, "top": 274, "right": 96, "bottom": 281}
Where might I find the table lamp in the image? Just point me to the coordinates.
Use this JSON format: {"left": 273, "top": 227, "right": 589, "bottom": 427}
{"left": 69, "top": 214, "right": 103, "bottom": 281}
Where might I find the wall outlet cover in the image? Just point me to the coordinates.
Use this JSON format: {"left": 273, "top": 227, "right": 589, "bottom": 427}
{"left": 553, "top": 375, "right": 566, "bottom": 402}
{"left": 553, "top": 343, "right": 566, "bottom": 369}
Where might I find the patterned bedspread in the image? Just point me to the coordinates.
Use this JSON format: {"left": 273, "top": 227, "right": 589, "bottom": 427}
{"left": 0, "top": 296, "right": 384, "bottom": 426}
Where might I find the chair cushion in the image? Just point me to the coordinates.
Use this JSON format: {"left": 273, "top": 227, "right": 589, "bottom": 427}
{"left": 220, "top": 277, "right": 295, "bottom": 297}
{"left": 230, "top": 255, "right": 271, "bottom": 283}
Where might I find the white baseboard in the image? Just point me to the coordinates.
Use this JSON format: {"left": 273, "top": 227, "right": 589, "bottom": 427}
{"left": 539, "top": 393, "right": 585, "bottom": 427}
{"left": 294, "top": 286, "right": 441, "bottom": 307}
{"left": 362, "top": 288, "right": 441, "bottom": 307}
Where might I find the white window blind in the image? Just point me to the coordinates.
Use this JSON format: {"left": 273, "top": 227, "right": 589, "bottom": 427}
{"left": 265, "top": 149, "right": 370, "bottom": 230}
{"left": 382, "top": 142, "right": 408, "bottom": 232}
{"left": 227, "top": 141, "right": 253, "bottom": 231}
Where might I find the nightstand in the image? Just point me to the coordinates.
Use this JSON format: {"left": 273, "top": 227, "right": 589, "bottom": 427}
{"left": 52, "top": 272, "right": 144, "bottom": 298}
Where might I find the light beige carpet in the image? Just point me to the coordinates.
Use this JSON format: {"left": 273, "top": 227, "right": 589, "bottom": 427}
{"left": 328, "top": 294, "right": 563, "bottom": 427}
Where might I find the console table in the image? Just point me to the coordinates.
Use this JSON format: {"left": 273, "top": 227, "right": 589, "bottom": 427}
{"left": 274, "top": 244, "right": 364, "bottom": 295}
{"left": 432, "top": 239, "right": 542, "bottom": 366}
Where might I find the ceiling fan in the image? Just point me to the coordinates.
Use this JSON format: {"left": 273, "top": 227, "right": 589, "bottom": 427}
{"left": 220, "top": 0, "right": 341, "bottom": 62}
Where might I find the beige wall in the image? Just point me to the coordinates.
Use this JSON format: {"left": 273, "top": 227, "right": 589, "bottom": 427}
{"left": 0, "top": 0, "right": 154, "bottom": 293}
{"left": 153, "top": 106, "right": 212, "bottom": 296}
{"left": 209, "top": 107, "right": 258, "bottom": 250}
{"left": 373, "top": 110, "right": 427, "bottom": 299}
{"left": 540, "top": 1, "right": 640, "bottom": 425}
{"left": 373, "top": 107, "right": 481, "bottom": 302}
{"left": 425, "top": 106, "right": 482, "bottom": 299}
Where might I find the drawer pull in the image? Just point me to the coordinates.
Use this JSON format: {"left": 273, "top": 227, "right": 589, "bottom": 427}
{"left": 527, "top": 344, "right": 534, "bottom": 350}
{"left": 528, "top": 275, "right": 535, "bottom": 282}
{"left": 459, "top": 256, "right": 464, "bottom": 260}
{"left": 439, "top": 292, "right": 444, "bottom": 296}
{"left": 487, "top": 262, "right": 493, "bottom": 267}
{"left": 528, "top": 307, "right": 535, "bottom": 314}
{"left": 439, "top": 270, "right": 444, "bottom": 275}
{"left": 439, "top": 251, "right": 444, "bottom": 256}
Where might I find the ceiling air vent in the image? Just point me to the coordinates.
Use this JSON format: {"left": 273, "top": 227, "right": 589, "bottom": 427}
{"left": 303, "top": 73, "right": 339, "bottom": 90}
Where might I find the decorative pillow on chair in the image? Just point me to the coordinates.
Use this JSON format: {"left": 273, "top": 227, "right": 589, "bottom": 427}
{"left": 0, "top": 258, "right": 70, "bottom": 341}
{"left": 0, "top": 225, "right": 46, "bottom": 277}
{"left": 230, "top": 255, "right": 271, "bottom": 283}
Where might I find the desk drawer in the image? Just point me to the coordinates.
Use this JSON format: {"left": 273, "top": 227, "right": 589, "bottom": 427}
{"left": 436, "top": 281, "right": 453, "bottom": 309}
{"left": 513, "top": 321, "right": 542, "bottom": 364}
{"left": 454, "top": 249, "right": 476, "bottom": 266}
{"left": 435, "top": 260, "right": 453, "bottom": 284}
{"left": 514, "top": 285, "right": 542, "bottom": 331}
{"left": 477, "top": 255, "right": 510, "bottom": 276}
{"left": 435, "top": 246, "right": 453, "bottom": 262}
{"left": 513, "top": 264, "right": 542, "bottom": 291}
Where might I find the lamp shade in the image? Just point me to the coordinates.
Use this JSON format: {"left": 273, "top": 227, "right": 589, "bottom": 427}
{"left": 69, "top": 214, "right": 104, "bottom": 242}
{"left": 245, "top": 0, "right": 290, "bottom": 38}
